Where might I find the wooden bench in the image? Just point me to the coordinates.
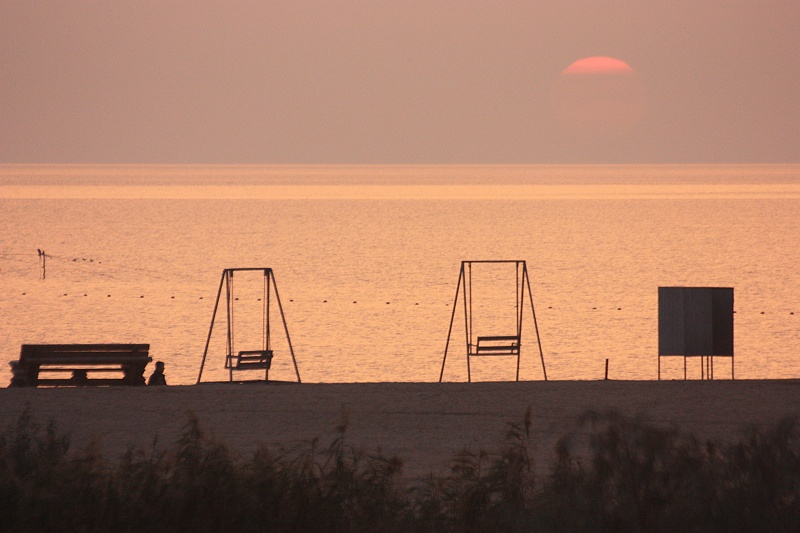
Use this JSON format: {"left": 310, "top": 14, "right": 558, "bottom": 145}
{"left": 9, "top": 344, "right": 151, "bottom": 387}
{"left": 230, "top": 350, "right": 273, "bottom": 370}
{"left": 470, "top": 336, "right": 520, "bottom": 356}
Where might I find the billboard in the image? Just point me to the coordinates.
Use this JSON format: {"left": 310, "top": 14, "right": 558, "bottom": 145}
{"left": 658, "top": 287, "right": 734, "bottom": 357}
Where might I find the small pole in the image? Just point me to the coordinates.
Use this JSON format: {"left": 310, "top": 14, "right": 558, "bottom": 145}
{"left": 605, "top": 359, "right": 609, "bottom": 380}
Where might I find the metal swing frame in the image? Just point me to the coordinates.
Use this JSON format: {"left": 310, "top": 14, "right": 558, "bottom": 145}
{"left": 439, "top": 260, "right": 547, "bottom": 382}
{"left": 196, "top": 268, "right": 301, "bottom": 384}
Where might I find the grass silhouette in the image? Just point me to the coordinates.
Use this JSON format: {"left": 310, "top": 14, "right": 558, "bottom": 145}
{"left": 1, "top": 404, "right": 798, "bottom": 532}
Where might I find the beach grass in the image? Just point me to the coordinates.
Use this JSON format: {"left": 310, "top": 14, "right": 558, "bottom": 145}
{"left": 1, "top": 406, "right": 799, "bottom": 532}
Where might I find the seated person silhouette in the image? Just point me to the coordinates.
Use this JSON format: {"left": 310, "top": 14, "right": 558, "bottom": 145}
{"left": 148, "top": 361, "right": 167, "bottom": 386}
{"left": 71, "top": 370, "right": 89, "bottom": 386}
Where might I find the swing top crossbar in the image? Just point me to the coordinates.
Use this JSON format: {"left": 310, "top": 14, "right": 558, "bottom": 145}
{"left": 461, "top": 260, "right": 525, "bottom": 265}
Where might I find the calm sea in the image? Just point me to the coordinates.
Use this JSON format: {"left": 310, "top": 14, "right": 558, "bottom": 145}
{"left": 2, "top": 165, "right": 799, "bottom": 385}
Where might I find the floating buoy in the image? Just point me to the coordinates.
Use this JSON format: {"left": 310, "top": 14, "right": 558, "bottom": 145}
{"left": 323, "top": 300, "right": 327, "bottom": 303}
{"left": 107, "top": 295, "right": 111, "bottom": 297}
{"left": 22, "top": 293, "right": 25, "bottom": 296}
{"left": 171, "top": 296, "right": 175, "bottom": 299}
{"left": 83, "top": 294, "right": 87, "bottom": 297}
{"left": 140, "top": 295, "right": 144, "bottom": 298}
{"left": 617, "top": 308, "right": 622, "bottom": 311}
{"left": 760, "top": 311, "right": 765, "bottom": 315}
{"left": 353, "top": 301, "right": 357, "bottom": 304}
{"left": 415, "top": 303, "right": 419, "bottom": 305}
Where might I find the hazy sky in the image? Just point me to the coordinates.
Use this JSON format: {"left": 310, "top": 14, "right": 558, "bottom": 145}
{"left": 1, "top": 1, "right": 798, "bottom": 164}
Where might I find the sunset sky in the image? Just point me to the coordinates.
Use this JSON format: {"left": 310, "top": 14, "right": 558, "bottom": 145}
{"left": 1, "top": 1, "right": 798, "bottom": 164}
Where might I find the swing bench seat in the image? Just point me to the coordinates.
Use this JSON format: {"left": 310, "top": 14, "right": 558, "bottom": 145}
{"left": 471, "top": 336, "right": 520, "bottom": 356}
{"left": 232, "top": 350, "right": 273, "bottom": 370}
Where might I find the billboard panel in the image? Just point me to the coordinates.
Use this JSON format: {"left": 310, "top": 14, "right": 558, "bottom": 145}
{"left": 658, "top": 287, "right": 733, "bottom": 357}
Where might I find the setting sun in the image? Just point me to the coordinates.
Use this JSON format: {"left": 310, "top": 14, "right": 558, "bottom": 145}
{"left": 551, "top": 56, "right": 646, "bottom": 138}
{"left": 562, "top": 56, "right": 634, "bottom": 74}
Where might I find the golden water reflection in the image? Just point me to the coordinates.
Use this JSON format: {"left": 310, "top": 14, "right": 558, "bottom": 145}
{"left": 4, "top": 183, "right": 800, "bottom": 200}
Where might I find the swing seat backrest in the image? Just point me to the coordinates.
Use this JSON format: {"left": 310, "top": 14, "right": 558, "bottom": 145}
{"left": 233, "top": 350, "right": 273, "bottom": 369}
{"left": 472, "top": 336, "right": 520, "bottom": 356}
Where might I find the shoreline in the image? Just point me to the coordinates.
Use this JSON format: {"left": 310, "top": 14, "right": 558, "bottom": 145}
{"left": 2, "top": 380, "right": 799, "bottom": 478}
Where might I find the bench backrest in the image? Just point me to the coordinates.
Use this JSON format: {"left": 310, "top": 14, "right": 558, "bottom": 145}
{"left": 19, "top": 344, "right": 151, "bottom": 364}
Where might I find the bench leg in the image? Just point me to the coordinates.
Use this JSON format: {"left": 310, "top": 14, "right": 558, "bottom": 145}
{"left": 8, "top": 363, "right": 37, "bottom": 387}
{"left": 123, "top": 364, "right": 148, "bottom": 386}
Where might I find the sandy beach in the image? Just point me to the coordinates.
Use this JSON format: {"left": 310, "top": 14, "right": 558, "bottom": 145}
{"left": 2, "top": 380, "right": 799, "bottom": 479}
